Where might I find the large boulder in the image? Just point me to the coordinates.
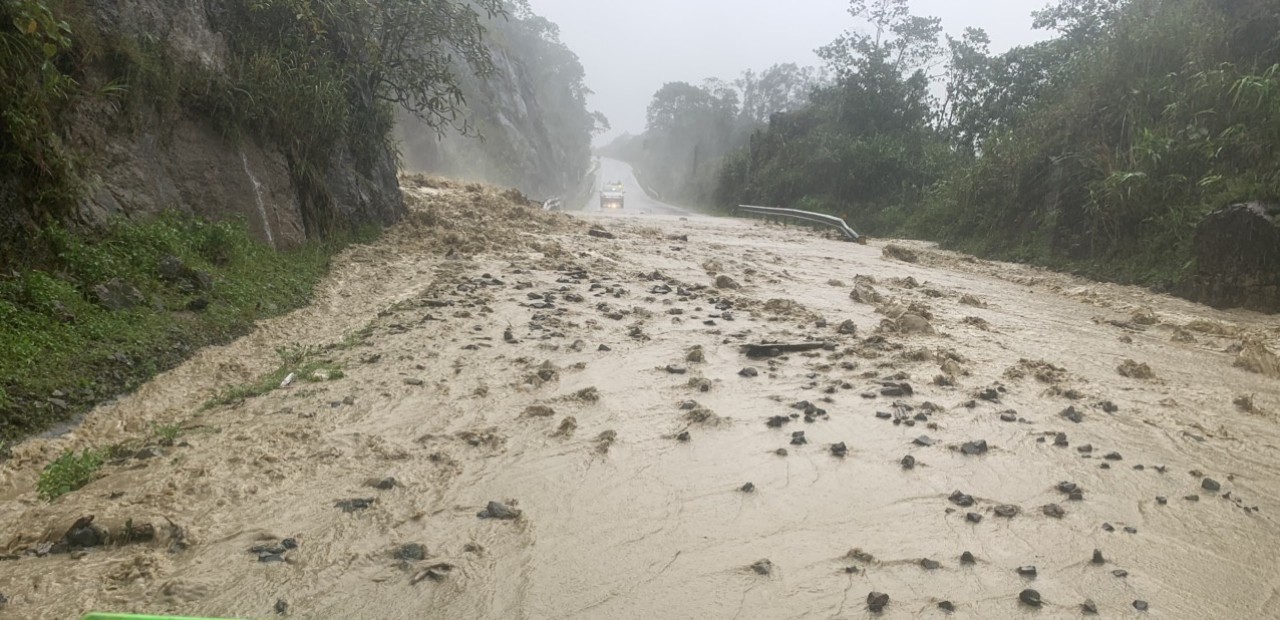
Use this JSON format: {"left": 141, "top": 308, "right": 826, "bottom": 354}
{"left": 1183, "top": 202, "right": 1280, "bottom": 313}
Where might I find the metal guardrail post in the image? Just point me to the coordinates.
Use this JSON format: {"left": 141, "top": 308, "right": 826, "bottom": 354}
{"left": 734, "top": 205, "right": 860, "bottom": 241}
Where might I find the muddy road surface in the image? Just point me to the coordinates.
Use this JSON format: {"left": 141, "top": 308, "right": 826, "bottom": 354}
{"left": 2, "top": 177, "right": 1279, "bottom": 619}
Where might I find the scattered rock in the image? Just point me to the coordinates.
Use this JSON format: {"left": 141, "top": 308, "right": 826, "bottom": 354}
{"left": 715, "top": 275, "right": 741, "bottom": 290}
{"left": 882, "top": 244, "right": 919, "bottom": 263}
{"left": 837, "top": 320, "right": 858, "bottom": 335}
{"left": 1134, "top": 600, "right": 1149, "bottom": 611}
{"left": 739, "top": 367, "right": 759, "bottom": 378}
{"left": 1118, "top": 359, "right": 1155, "bottom": 379}
{"left": 1082, "top": 599, "right": 1098, "bottom": 614}
{"left": 367, "top": 477, "right": 398, "bottom": 490}
{"left": 740, "top": 482, "right": 755, "bottom": 493}
{"left": 920, "top": 558, "right": 941, "bottom": 570}
{"left": 965, "top": 512, "right": 982, "bottom": 524}
{"left": 949, "top": 490, "right": 975, "bottom": 507}
{"left": 959, "top": 440, "right": 988, "bottom": 455}
{"left": 897, "top": 314, "right": 935, "bottom": 334}
{"left": 587, "top": 226, "right": 616, "bottom": 239}
{"left": 1092, "top": 549, "right": 1105, "bottom": 564}
{"left": 1060, "top": 406, "right": 1084, "bottom": 423}
{"left": 994, "top": 504, "right": 1019, "bottom": 518}
{"left": 64, "top": 516, "right": 106, "bottom": 548}
{"left": 830, "top": 442, "right": 848, "bottom": 458}
{"left": 1104, "top": 451, "right": 1123, "bottom": 461}
{"left": 394, "top": 543, "right": 428, "bottom": 561}
{"left": 523, "top": 405, "right": 556, "bottom": 418}
{"left": 335, "top": 498, "right": 376, "bottom": 513}
{"left": 1053, "top": 433, "right": 1069, "bottom": 447}
{"left": 1042, "top": 504, "right": 1065, "bottom": 519}
{"left": 938, "top": 600, "right": 955, "bottom": 612}
{"left": 790, "top": 431, "right": 807, "bottom": 445}
{"left": 751, "top": 559, "right": 773, "bottom": 575}
{"left": 913, "top": 435, "right": 935, "bottom": 447}
{"left": 552, "top": 416, "right": 577, "bottom": 438}
{"left": 1113, "top": 569, "right": 1129, "bottom": 577}
{"left": 1017, "top": 566, "right": 1037, "bottom": 577}
{"left": 1202, "top": 477, "right": 1221, "bottom": 492}
{"left": 900, "top": 455, "right": 916, "bottom": 469}
{"left": 850, "top": 282, "right": 883, "bottom": 304}
{"left": 676, "top": 431, "right": 690, "bottom": 442}
{"left": 275, "top": 598, "right": 288, "bottom": 615}
{"left": 960, "top": 551, "right": 976, "bottom": 564}
{"left": 90, "top": 279, "right": 146, "bottom": 310}
{"left": 477, "top": 501, "right": 521, "bottom": 520}
{"left": 1019, "top": 589, "right": 1042, "bottom": 607}
{"left": 867, "top": 591, "right": 890, "bottom": 613}
{"left": 665, "top": 365, "right": 688, "bottom": 375}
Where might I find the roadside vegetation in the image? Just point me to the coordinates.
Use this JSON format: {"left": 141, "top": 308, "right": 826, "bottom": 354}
{"left": 611, "top": 0, "right": 1280, "bottom": 288}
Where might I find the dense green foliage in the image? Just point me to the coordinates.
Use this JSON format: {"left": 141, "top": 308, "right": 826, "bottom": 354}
{"left": 632, "top": 0, "right": 1280, "bottom": 287}
{"left": 37, "top": 448, "right": 104, "bottom": 500}
{"left": 0, "top": 213, "right": 368, "bottom": 441}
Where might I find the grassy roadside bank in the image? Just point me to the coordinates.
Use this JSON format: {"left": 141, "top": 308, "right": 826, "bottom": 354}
{"left": 0, "top": 215, "right": 376, "bottom": 443}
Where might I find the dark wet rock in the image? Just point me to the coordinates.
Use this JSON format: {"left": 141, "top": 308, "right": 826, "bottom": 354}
{"left": 1100, "top": 463, "right": 1111, "bottom": 469}
{"left": 64, "top": 516, "right": 107, "bottom": 548}
{"left": 775, "top": 448, "right": 788, "bottom": 456}
{"left": 587, "top": 226, "right": 616, "bottom": 239}
{"left": 1017, "top": 566, "right": 1038, "bottom": 577}
{"left": 867, "top": 591, "right": 890, "bottom": 613}
{"left": 1185, "top": 494, "right": 1200, "bottom": 502}
{"left": 134, "top": 446, "right": 164, "bottom": 460}
{"left": 676, "top": 431, "right": 690, "bottom": 442}
{"left": 949, "top": 491, "right": 975, "bottom": 507}
{"left": 91, "top": 278, "right": 146, "bottom": 310}
{"left": 1104, "top": 452, "right": 1123, "bottom": 460}
{"left": 960, "top": 551, "right": 976, "bottom": 564}
{"left": 913, "top": 435, "right": 935, "bottom": 447}
{"left": 598, "top": 344, "right": 612, "bottom": 352}
{"left": 275, "top": 599, "right": 288, "bottom": 615}
{"left": 978, "top": 387, "right": 1000, "bottom": 401}
{"left": 830, "top": 442, "right": 848, "bottom": 458}
{"left": 920, "top": 558, "right": 941, "bottom": 570}
{"left": 1134, "top": 600, "right": 1149, "bottom": 611}
{"left": 1202, "top": 477, "right": 1221, "bottom": 492}
{"left": 901, "top": 455, "right": 916, "bottom": 470}
{"left": 1043, "top": 504, "right": 1065, "bottom": 519}
{"left": 851, "top": 283, "right": 883, "bottom": 305}
{"left": 1082, "top": 599, "right": 1098, "bottom": 614}
{"left": 335, "top": 498, "right": 376, "bottom": 513}
{"left": 1077, "top": 444, "right": 1094, "bottom": 454}
{"left": 751, "top": 558, "right": 773, "bottom": 575}
{"left": 281, "top": 538, "right": 297, "bottom": 550}
{"left": 1060, "top": 406, "right": 1085, "bottom": 423}
{"left": 186, "top": 297, "right": 210, "bottom": 312}
{"left": 394, "top": 543, "right": 428, "bottom": 561}
{"left": 1099, "top": 400, "right": 1119, "bottom": 413}
{"left": 875, "top": 411, "right": 892, "bottom": 419}
{"left": 1019, "top": 588, "right": 1042, "bottom": 606}
{"left": 937, "top": 600, "right": 955, "bottom": 612}
{"left": 665, "top": 365, "right": 687, "bottom": 375}
{"left": 1092, "top": 549, "right": 1105, "bottom": 564}
{"left": 837, "top": 320, "right": 858, "bottom": 335}
{"left": 739, "top": 367, "right": 759, "bottom": 378}
{"left": 767, "top": 416, "right": 790, "bottom": 428}
{"left": 477, "top": 501, "right": 521, "bottom": 520}
{"left": 259, "top": 553, "right": 286, "bottom": 563}
{"left": 1124, "top": 526, "right": 1137, "bottom": 534}
{"left": 1057, "top": 481, "right": 1080, "bottom": 494}
{"left": 1133, "top": 464, "right": 1145, "bottom": 471}
{"left": 791, "top": 431, "right": 808, "bottom": 445}
{"left": 960, "top": 440, "right": 989, "bottom": 455}
{"left": 1054, "top": 433, "right": 1069, "bottom": 447}
{"left": 965, "top": 512, "right": 982, "bottom": 524}
{"left": 715, "top": 275, "right": 741, "bottom": 290}
{"left": 994, "top": 504, "right": 1019, "bottom": 518}
{"left": 1113, "top": 569, "right": 1129, "bottom": 578}
{"left": 999, "top": 412, "right": 1018, "bottom": 422}
{"left": 740, "top": 482, "right": 756, "bottom": 493}
{"left": 1156, "top": 496, "right": 1168, "bottom": 504}
{"left": 1117, "top": 359, "right": 1155, "bottom": 379}
{"left": 404, "top": 378, "right": 424, "bottom": 386}
{"left": 1102, "top": 523, "right": 1115, "bottom": 532}
{"left": 367, "top": 477, "right": 398, "bottom": 490}
{"left": 1185, "top": 202, "right": 1280, "bottom": 312}
{"left": 1069, "top": 490, "right": 1085, "bottom": 501}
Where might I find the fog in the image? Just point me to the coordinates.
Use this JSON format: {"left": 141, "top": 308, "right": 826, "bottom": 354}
{"left": 530, "top": 0, "right": 1053, "bottom": 142}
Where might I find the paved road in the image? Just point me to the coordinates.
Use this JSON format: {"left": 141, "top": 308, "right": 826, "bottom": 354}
{"left": 587, "top": 157, "right": 691, "bottom": 216}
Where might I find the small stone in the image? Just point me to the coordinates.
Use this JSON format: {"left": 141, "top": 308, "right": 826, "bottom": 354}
{"left": 1042, "top": 504, "right": 1065, "bottom": 518}
{"left": 949, "top": 491, "right": 975, "bottom": 507}
{"left": 394, "top": 543, "right": 427, "bottom": 561}
{"left": 1054, "top": 433, "right": 1068, "bottom": 447}
{"left": 830, "top": 442, "right": 848, "bottom": 458}
{"left": 676, "top": 431, "right": 690, "bottom": 442}
{"left": 1102, "top": 523, "right": 1115, "bottom": 532}
{"left": 1101, "top": 463, "right": 1111, "bottom": 469}
{"left": 275, "top": 599, "right": 288, "bottom": 615}
{"left": 1019, "top": 589, "right": 1042, "bottom": 606}
{"left": 1202, "top": 478, "right": 1221, "bottom": 492}
{"left": 404, "top": 378, "right": 424, "bottom": 386}
{"left": 791, "top": 431, "right": 807, "bottom": 445}
{"left": 1057, "top": 481, "right": 1080, "bottom": 494}
{"left": 994, "top": 504, "right": 1019, "bottom": 518}
{"left": 598, "top": 344, "right": 612, "bottom": 352}
{"left": 960, "top": 551, "right": 976, "bottom": 565}
{"left": 739, "top": 367, "right": 759, "bottom": 378}
{"left": 960, "top": 440, "right": 988, "bottom": 455}
{"left": 775, "top": 448, "right": 788, "bottom": 456}
{"left": 1133, "top": 600, "right": 1149, "bottom": 611}
{"left": 965, "top": 512, "right": 982, "bottom": 524}
{"left": 740, "top": 482, "right": 755, "bottom": 493}
{"left": 368, "top": 477, "right": 398, "bottom": 490}
{"left": 875, "top": 411, "right": 892, "bottom": 419}
{"left": 867, "top": 591, "right": 890, "bottom": 612}
{"left": 938, "top": 600, "right": 955, "bottom": 612}
{"left": 1082, "top": 599, "right": 1098, "bottom": 614}
{"left": 665, "top": 365, "right": 687, "bottom": 375}
{"left": 751, "top": 558, "right": 773, "bottom": 575}
{"left": 64, "top": 517, "right": 107, "bottom": 548}
{"left": 999, "top": 412, "right": 1018, "bottom": 422}
{"left": 1185, "top": 494, "right": 1200, "bottom": 502}
{"left": 1077, "top": 444, "right": 1094, "bottom": 454}
{"left": 1104, "top": 451, "right": 1123, "bottom": 460}
{"left": 766, "top": 415, "right": 790, "bottom": 428}
{"left": 1060, "top": 406, "right": 1084, "bottom": 423}
{"left": 900, "top": 455, "right": 916, "bottom": 469}
{"left": 1091, "top": 549, "right": 1105, "bottom": 564}
{"left": 920, "top": 558, "right": 941, "bottom": 570}
{"left": 335, "top": 498, "right": 376, "bottom": 513}
{"left": 913, "top": 435, "right": 935, "bottom": 446}
{"left": 1069, "top": 490, "right": 1085, "bottom": 501}
{"left": 1113, "top": 569, "right": 1129, "bottom": 578}
{"left": 1156, "top": 496, "right": 1167, "bottom": 504}
{"left": 1017, "top": 566, "right": 1037, "bottom": 577}
{"left": 1124, "top": 526, "right": 1137, "bottom": 534}
{"left": 477, "top": 501, "right": 521, "bottom": 520}
{"left": 281, "top": 538, "right": 298, "bottom": 550}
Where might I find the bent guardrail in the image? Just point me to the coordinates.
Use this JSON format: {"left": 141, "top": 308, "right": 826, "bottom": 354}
{"left": 734, "top": 205, "right": 860, "bottom": 241}
{"left": 542, "top": 197, "right": 564, "bottom": 211}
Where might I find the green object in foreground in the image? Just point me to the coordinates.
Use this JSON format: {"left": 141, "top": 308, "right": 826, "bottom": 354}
{"left": 83, "top": 614, "right": 237, "bottom": 620}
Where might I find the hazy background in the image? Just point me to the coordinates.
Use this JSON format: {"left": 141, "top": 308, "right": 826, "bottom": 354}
{"left": 530, "top": 0, "right": 1053, "bottom": 142}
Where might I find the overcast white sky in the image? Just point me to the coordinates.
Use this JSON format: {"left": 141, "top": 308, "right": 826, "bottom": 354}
{"left": 529, "top": 0, "right": 1054, "bottom": 141}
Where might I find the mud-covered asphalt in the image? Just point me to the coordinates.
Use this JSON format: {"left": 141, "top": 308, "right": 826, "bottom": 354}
{"left": 2, "top": 176, "right": 1279, "bottom": 619}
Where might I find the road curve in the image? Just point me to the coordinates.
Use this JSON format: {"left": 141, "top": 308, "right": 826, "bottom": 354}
{"left": 587, "top": 158, "right": 691, "bottom": 216}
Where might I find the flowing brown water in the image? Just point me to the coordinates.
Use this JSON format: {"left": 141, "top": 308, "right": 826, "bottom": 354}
{"left": 2, "top": 182, "right": 1279, "bottom": 619}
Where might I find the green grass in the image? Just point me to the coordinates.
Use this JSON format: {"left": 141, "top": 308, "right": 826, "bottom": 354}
{"left": 0, "top": 214, "right": 376, "bottom": 441}
{"left": 37, "top": 448, "right": 104, "bottom": 500}
{"left": 202, "top": 345, "right": 346, "bottom": 409}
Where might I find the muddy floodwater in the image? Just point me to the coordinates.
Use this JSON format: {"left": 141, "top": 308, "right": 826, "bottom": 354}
{"left": 2, "top": 181, "right": 1279, "bottom": 619}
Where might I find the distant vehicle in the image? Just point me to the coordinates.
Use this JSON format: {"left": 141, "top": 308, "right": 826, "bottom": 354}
{"left": 600, "top": 181, "right": 625, "bottom": 209}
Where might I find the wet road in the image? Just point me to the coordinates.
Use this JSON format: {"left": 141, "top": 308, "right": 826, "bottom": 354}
{"left": 1, "top": 177, "right": 1279, "bottom": 619}
{"left": 587, "top": 158, "right": 691, "bottom": 216}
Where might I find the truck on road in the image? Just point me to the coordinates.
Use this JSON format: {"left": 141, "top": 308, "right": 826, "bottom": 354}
{"left": 600, "top": 181, "right": 625, "bottom": 209}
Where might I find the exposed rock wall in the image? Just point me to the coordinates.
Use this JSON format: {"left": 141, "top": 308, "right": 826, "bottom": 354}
{"left": 1183, "top": 202, "right": 1280, "bottom": 313}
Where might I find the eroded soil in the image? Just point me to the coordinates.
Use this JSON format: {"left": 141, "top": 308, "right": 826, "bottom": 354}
{"left": 2, "top": 179, "right": 1279, "bottom": 619}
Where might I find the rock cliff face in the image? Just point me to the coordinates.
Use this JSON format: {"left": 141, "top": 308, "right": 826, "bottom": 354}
{"left": 68, "top": 0, "right": 403, "bottom": 248}
{"left": 1183, "top": 202, "right": 1280, "bottom": 313}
